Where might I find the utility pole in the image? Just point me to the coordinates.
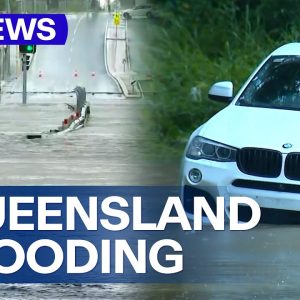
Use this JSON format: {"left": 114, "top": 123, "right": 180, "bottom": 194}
{"left": 20, "top": 45, "right": 36, "bottom": 105}
{"left": 0, "top": 48, "right": 3, "bottom": 104}
{"left": 5, "top": 0, "right": 10, "bottom": 78}
{"left": 6, "top": 0, "right": 10, "bottom": 12}
{"left": 22, "top": 54, "right": 27, "bottom": 104}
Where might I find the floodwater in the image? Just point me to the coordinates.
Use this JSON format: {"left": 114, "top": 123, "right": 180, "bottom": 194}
{"left": 1, "top": 92, "right": 300, "bottom": 300}
{"left": 0, "top": 96, "right": 171, "bottom": 185}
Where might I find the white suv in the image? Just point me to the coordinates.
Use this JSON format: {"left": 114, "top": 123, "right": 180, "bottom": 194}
{"left": 122, "top": 5, "right": 154, "bottom": 19}
{"left": 182, "top": 43, "right": 300, "bottom": 224}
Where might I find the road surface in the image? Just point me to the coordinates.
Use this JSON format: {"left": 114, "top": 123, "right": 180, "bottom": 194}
{"left": 0, "top": 13, "right": 170, "bottom": 186}
{"left": 1, "top": 12, "right": 175, "bottom": 186}
{"left": 0, "top": 11, "right": 177, "bottom": 299}
{"left": 6, "top": 13, "right": 120, "bottom": 94}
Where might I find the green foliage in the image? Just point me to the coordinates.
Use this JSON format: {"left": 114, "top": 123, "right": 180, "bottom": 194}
{"left": 146, "top": 0, "right": 300, "bottom": 143}
{"left": 0, "top": 0, "right": 25, "bottom": 13}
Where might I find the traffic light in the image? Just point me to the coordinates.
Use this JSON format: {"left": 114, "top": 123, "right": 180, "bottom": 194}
{"left": 19, "top": 45, "right": 36, "bottom": 54}
{"left": 22, "top": 55, "right": 31, "bottom": 71}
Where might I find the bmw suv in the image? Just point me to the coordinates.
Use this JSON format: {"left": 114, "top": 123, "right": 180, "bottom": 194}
{"left": 182, "top": 43, "right": 300, "bottom": 224}
{"left": 122, "top": 5, "right": 154, "bottom": 19}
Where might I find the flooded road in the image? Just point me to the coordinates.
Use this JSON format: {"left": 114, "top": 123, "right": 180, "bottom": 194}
{"left": 0, "top": 96, "right": 169, "bottom": 185}
{"left": 2, "top": 220, "right": 300, "bottom": 300}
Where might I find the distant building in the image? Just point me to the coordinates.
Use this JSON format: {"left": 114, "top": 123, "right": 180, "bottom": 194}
{"left": 47, "top": 0, "right": 59, "bottom": 9}
{"left": 120, "top": 0, "right": 149, "bottom": 9}
{"left": 135, "top": 0, "right": 148, "bottom": 5}
{"left": 120, "top": 0, "right": 134, "bottom": 9}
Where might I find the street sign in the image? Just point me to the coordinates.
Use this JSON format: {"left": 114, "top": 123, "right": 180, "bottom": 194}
{"left": 113, "top": 12, "right": 121, "bottom": 26}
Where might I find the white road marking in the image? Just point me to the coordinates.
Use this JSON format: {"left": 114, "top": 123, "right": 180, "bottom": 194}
{"left": 68, "top": 15, "right": 85, "bottom": 66}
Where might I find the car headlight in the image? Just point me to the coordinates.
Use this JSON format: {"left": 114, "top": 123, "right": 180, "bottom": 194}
{"left": 186, "top": 136, "right": 237, "bottom": 162}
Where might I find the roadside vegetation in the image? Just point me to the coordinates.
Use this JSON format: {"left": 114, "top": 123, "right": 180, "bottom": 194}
{"left": 146, "top": 0, "right": 300, "bottom": 145}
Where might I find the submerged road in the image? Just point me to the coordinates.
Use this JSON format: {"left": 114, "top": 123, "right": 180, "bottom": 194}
{"left": 0, "top": 13, "right": 168, "bottom": 186}
{"left": 0, "top": 11, "right": 177, "bottom": 300}
{"left": 6, "top": 13, "right": 120, "bottom": 94}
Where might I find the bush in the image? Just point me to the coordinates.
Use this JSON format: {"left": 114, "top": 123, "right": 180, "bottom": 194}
{"left": 147, "top": 0, "right": 300, "bottom": 143}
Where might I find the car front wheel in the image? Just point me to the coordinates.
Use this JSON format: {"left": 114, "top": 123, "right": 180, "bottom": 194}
{"left": 146, "top": 11, "right": 153, "bottom": 18}
{"left": 123, "top": 12, "right": 131, "bottom": 19}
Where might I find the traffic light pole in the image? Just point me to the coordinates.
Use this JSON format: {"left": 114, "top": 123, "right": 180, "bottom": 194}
{"left": 22, "top": 54, "right": 27, "bottom": 104}
{"left": 6, "top": 0, "right": 10, "bottom": 77}
{"left": 19, "top": 45, "right": 36, "bottom": 104}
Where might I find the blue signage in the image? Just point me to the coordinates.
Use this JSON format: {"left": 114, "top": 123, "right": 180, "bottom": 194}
{"left": 0, "top": 14, "right": 68, "bottom": 45}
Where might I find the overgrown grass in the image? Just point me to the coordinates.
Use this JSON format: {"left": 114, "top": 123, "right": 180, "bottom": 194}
{"left": 145, "top": 0, "right": 300, "bottom": 144}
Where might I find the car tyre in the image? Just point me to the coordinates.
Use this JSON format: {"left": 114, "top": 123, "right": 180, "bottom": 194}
{"left": 146, "top": 11, "right": 153, "bottom": 18}
{"left": 123, "top": 12, "right": 131, "bottom": 19}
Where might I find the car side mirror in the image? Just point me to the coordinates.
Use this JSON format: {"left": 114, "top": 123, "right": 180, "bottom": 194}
{"left": 208, "top": 81, "right": 233, "bottom": 103}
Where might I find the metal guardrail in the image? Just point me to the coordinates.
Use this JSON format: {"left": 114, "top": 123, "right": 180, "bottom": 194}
{"left": 26, "top": 86, "right": 91, "bottom": 140}
{"left": 12, "top": 0, "right": 103, "bottom": 13}
{"left": 2, "top": 90, "right": 123, "bottom": 95}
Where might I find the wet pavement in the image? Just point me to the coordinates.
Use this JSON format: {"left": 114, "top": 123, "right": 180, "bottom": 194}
{"left": 1, "top": 13, "right": 175, "bottom": 186}
{"left": 0, "top": 11, "right": 174, "bottom": 299}
{"left": 7, "top": 13, "right": 120, "bottom": 94}
{"left": 0, "top": 11, "right": 181, "bottom": 300}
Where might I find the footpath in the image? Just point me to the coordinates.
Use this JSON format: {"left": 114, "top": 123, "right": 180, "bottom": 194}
{"left": 105, "top": 16, "right": 141, "bottom": 98}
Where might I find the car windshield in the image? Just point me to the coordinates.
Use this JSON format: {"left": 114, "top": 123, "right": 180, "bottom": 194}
{"left": 236, "top": 55, "right": 300, "bottom": 110}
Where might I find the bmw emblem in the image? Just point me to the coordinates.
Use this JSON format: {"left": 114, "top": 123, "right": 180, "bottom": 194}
{"left": 283, "top": 143, "right": 293, "bottom": 149}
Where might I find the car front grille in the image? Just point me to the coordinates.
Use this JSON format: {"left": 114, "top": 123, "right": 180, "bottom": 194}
{"left": 285, "top": 153, "right": 300, "bottom": 180}
{"left": 237, "top": 148, "right": 282, "bottom": 178}
{"left": 232, "top": 179, "right": 300, "bottom": 193}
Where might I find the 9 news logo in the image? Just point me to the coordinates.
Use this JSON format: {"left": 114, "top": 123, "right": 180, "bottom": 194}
{"left": 0, "top": 14, "right": 68, "bottom": 45}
